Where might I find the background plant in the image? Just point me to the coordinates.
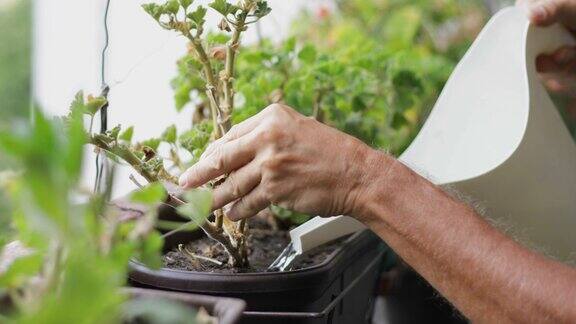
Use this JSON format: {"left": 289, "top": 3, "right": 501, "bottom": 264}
{"left": 0, "top": 0, "right": 31, "bottom": 128}
{"left": 171, "top": 0, "right": 488, "bottom": 222}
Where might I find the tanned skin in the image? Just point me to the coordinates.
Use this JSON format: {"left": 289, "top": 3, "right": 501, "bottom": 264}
{"left": 179, "top": 2, "right": 576, "bottom": 322}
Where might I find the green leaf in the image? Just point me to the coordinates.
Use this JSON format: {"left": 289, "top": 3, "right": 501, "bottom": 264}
{"left": 164, "top": 0, "right": 180, "bottom": 15}
{"left": 270, "top": 205, "right": 310, "bottom": 225}
{"left": 107, "top": 125, "right": 121, "bottom": 140}
{"left": 85, "top": 96, "right": 107, "bottom": 116}
{"left": 138, "top": 231, "right": 164, "bottom": 269}
{"left": 119, "top": 126, "right": 134, "bottom": 142}
{"left": 187, "top": 5, "right": 207, "bottom": 26}
{"left": 178, "top": 123, "right": 211, "bottom": 156}
{"left": 209, "top": 0, "right": 237, "bottom": 17}
{"left": 179, "top": 0, "right": 193, "bottom": 9}
{"left": 64, "top": 105, "right": 87, "bottom": 182}
{"left": 176, "top": 188, "right": 212, "bottom": 224}
{"left": 0, "top": 129, "right": 28, "bottom": 157}
{"left": 298, "top": 44, "right": 317, "bottom": 63}
{"left": 142, "top": 3, "right": 163, "bottom": 21}
{"left": 130, "top": 183, "right": 167, "bottom": 206}
{"left": 161, "top": 125, "right": 177, "bottom": 144}
{"left": 70, "top": 91, "right": 85, "bottom": 116}
{"left": 383, "top": 6, "right": 422, "bottom": 49}
{"left": 391, "top": 112, "right": 409, "bottom": 129}
{"left": 207, "top": 32, "right": 230, "bottom": 44}
{"left": 283, "top": 37, "right": 296, "bottom": 53}
{"left": 0, "top": 252, "right": 43, "bottom": 287}
{"left": 392, "top": 70, "right": 422, "bottom": 93}
{"left": 253, "top": 1, "right": 271, "bottom": 18}
{"left": 140, "top": 138, "right": 161, "bottom": 151}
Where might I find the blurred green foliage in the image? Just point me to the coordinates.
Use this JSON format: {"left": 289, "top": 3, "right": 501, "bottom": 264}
{"left": 288, "top": 0, "right": 487, "bottom": 153}
{"left": 0, "top": 0, "right": 31, "bottom": 261}
{"left": 0, "top": 105, "right": 197, "bottom": 321}
{"left": 0, "top": 0, "right": 31, "bottom": 125}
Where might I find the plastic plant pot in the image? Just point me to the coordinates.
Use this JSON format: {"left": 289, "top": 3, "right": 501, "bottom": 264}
{"left": 129, "top": 228, "right": 389, "bottom": 324}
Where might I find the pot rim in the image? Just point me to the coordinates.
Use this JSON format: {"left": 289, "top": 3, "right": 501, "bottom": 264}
{"left": 128, "top": 230, "right": 382, "bottom": 294}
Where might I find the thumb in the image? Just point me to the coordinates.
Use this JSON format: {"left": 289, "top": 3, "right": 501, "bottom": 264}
{"left": 524, "top": 0, "right": 576, "bottom": 31}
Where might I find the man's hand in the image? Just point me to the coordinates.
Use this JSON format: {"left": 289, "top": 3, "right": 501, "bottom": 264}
{"left": 179, "top": 104, "right": 387, "bottom": 221}
{"left": 518, "top": 0, "right": 576, "bottom": 29}
{"left": 518, "top": 0, "right": 576, "bottom": 107}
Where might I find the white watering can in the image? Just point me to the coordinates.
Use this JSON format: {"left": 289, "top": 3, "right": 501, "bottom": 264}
{"left": 270, "top": 7, "right": 576, "bottom": 271}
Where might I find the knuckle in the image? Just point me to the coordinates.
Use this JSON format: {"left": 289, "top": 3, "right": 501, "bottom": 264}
{"left": 262, "top": 189, "right": 274, "bottom": 203}
{"left": 261, "top": 157, "right": 282, "bottom": 173}
{"left": 241, "top": 197, "right": 260, "bottom": 214}
{"left": 261, "top": 172, "right": 283, "bottom": 196}
{"left": 228, "top": 124, "right": 240, "bottom": 136}
{"left": 265, "top": 104, "right": 294, "bottom": 119}
{"left": 208, "top": 155, "right": 225, "bottom": 173}
{"left": 256, "top": 127, "right": 285, "bottom": 144}
{"left": 263, "top": 184, "right": 280, "bottom": 204}
{"left": 265, "top": 103, "right": 285, "bottom": 114}
{"left": 228, "top": 173, "right": 241, "bottom": 198}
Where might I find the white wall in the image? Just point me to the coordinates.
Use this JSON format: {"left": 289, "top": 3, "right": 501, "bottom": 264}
{"left": 34, "top": 0, "right": 331, "bottom": 197}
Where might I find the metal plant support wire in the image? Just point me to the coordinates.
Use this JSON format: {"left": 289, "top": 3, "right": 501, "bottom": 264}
{"left": 94, "top": 0, "right": 112, "bottom": 193}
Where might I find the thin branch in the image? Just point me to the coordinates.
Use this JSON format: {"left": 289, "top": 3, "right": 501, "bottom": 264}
{"left": 129, "top": 174, "right": 145, "bottom": 189}
{"left": 179, "top": 244, "right": 223, "bottom": 267}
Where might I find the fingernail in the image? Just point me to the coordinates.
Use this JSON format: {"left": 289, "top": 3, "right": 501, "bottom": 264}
{"left": 178, "top": 173, "right": 188, "bottom": 187}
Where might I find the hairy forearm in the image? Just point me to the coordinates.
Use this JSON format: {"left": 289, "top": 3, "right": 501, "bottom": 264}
{"left": 356, "top": 150, "right": 576, "bottom": 323}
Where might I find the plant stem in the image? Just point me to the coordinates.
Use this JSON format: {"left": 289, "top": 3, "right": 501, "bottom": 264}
{"left": 183, "top": 30, "right": 224, "bottom": 139}
{"left": 91, "top": 135, "right": 156, "bottom": 183}
{"left": 221, "top": 13, "right": 248, "bottom": 133}
{"left": 167, "top": 195, "right": 245, "bottom": 266}
{"left": 89, "top": 116, "right": 95, "bottom": 134}
{"left": 313, "top": 90, "right": 325, "bottom": 122}
{"left": 219, "top": 13, "right": 250, "bottom": 236}
{"left": 214, "top": 209, "right": 224, "bottom": 229}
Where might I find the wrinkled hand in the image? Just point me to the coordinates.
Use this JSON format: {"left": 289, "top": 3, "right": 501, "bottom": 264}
{"left": 518, "top": 0, "right": 576, "bottom": 104}
{"left": 179, "top": 104, "right": 386, "bottom": 221}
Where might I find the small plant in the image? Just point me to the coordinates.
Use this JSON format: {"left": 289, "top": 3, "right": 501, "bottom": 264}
{"left": 85, "top": 0, "right": 272, "bottom": 268}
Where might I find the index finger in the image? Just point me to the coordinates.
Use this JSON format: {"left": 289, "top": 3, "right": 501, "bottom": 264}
{"left": 202, "top": 109, "right": 267, "bottom": 160}
{"left": 179, "top": 133, "right": 257, "bottom": 188}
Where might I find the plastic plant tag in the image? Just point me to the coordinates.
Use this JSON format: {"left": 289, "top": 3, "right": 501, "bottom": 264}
{"left": 400, "top": 7, "right": 576, "bottom": 260}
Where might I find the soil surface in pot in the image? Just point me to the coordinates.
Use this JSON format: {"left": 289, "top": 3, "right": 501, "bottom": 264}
{"left": 163, "top": 218, "right": 344, "bottom": 274}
